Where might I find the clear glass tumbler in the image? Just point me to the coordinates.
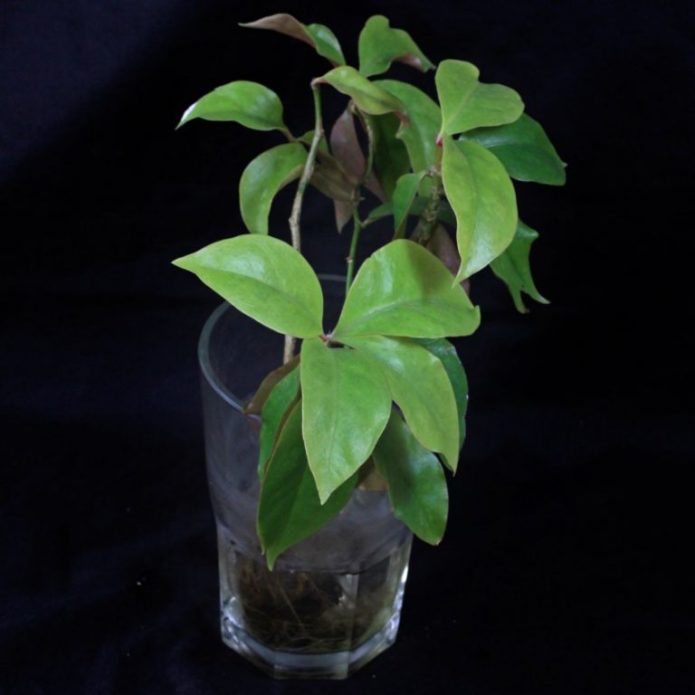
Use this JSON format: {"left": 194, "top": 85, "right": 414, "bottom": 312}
{"left": 198, "top": 277, "right": 413, "bottom": 679}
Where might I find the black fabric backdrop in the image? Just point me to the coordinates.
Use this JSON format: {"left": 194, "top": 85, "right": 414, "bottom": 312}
{"left": 2, "top": 1, "right": 694, "bottom": 693}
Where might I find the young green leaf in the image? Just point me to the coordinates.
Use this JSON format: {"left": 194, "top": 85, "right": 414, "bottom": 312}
{"left": 392, "top": 171, "right": 426, "bottom": 237}
{"left": 490, "top": 221, "right": 549, "bottom": 313}
{"left": 172, "top": 236, "right": 323, "bottom": 337}
{"left": 358, "top": 15, "right": 435, "bottom": 77}
{"left": 239, "top": 143, "right": 307, "bottom": 235}
{"left": 314, "top": 67, "right": 405, "bottom": 116}
{"left": 177, "top": 81, "right": 287, "bottom": 132}
{"left": 257, "top": 366, "right": 300, "bottom": 477}
{"left": 305, "top": 23, "right": 346, "bottom": 66}
{"left": 301, "top": 338, "right": 391, "bottom": 503}
{"left": 441, "top": 137, "right": 518, "bottom": 281}
{"left": 377, "top": 80, "right": 441, "bottom": 172}
{"left": 257, "top": 401, "right": 356, "bottom": 569}
{"left": 370, "top": 113, "right": 411, "bottom": 199}
{"left": 333, "top": 239, "right": 480, "bottom": 340}
{"left": 240, "top": 13, "right": 345, "bottom": 65}
{"left": 435, "top": 60, "right": 524, "bottom": 136}
{"left": 373, "top": 411, "right": 448, "bottom": 544}
{"left": 341, "top": 335, "right": 460, "bottom": 471}
{"left": 460, "top": 114, "right": 566, "bottom": 185}
{"left": 416, "top": 338, "right": 468, "bottom": 447}
{"left": 363, "top": 200, "right": 393, "bottom": 226}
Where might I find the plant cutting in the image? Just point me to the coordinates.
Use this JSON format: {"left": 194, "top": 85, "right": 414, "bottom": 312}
{"left": 174, "top": 12, "right": 565, "bottom": 679}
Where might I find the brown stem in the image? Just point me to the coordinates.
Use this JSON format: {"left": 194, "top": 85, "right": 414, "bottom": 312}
{"left": 283, "top": 84, "right": 324, "bottom": 364}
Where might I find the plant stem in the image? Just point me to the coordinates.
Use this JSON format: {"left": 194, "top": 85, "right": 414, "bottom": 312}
{"left": 344, "top": 110, "right": 375, "bottom": 292}
{"left": 289, "top": 85, "right": 323, "bottom": 253}
{"left": 345, "top": 210, "right": 362, "bottom": 291}
{"left": 413, "top": 171, "right": 442, "bottom": 245}
{"left": 284, "top": 84, "right": 323, "bottom": 364}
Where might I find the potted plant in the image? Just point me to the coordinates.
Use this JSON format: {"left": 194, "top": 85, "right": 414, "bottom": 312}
{"left": 174, "top": 13, "right": 565, "bottom": 679}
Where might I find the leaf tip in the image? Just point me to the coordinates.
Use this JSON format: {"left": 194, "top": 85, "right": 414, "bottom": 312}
{"left": 171, "top": 255, "right": 192, "bottom": 271}
{"left": 176, "top": 104, "right": 196, "bottom": 130}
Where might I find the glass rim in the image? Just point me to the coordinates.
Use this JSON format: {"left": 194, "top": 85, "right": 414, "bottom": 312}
{"left": 197, "top": 273, "right": 346, "bottom": 413}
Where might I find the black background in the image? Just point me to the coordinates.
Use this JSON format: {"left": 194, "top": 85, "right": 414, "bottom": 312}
{"left": 2, "top": 1, "right": 694, "bottom": 693}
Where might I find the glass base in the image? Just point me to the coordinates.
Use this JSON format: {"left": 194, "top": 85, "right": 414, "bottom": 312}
{"left": 216, "top": 525, "right": 411, "bottom": 679}
{"left": 221, "top": 608, "right": 402, "bottom": 679}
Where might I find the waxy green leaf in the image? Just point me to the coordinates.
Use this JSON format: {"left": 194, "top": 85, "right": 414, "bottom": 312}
{"left": 377, "top": 80, "right": 441, "bottom": 172}
{"left": 258, "top": 401, "right": 356, "bottom": 569}
{"left": 358, "top": 15, "right": 434, "bottom": 77}
{"left": 373, "top": 411, "right": 448, "bottom": 544}
{"left": 240, "top": 13, "right": 345, "bottom": 65}
{"left": 172, "top": 235, "right": 323, "bottom": 337}
{"left": 333, "top": 240, "right": 480, "bottom": 339}
{"left": 436, "top": 60, "right": 524, "bottom": 135}
{"left": 305, "top": 24, "right": 346, "bottom": 66}
{"left": 178, "top": 81, "right": 286, "bottom": 132}
{"left": 461, "top": 114, "right": 566, "bottom": 185}
{"left": 441, "top": 137, "right": 518, "bottom": 281}
{"left": 239, "top": 143, "right": 307, "bottom": 235}
{"left": 315, "top": 67, "right": 405, "bottom": 117}
{"left": 341, "top": 335, "right": 459, "bottom": 471}
{"left": 301, "top": 338, "right": 391, "bottom": 503}
{"left": 416, "top": 338, "right": 468, "bottom": 447}
{"left": 370, "top": 113, "right": 411, "bottom": 199}
{"left": 392, "top": 171, "right": 426, "bottom": 237}
{"left": 257, "top": 366, "right": 300, "bottom": 477}
{"left": 491, "top": 221, "right": 549, "bottom": 313}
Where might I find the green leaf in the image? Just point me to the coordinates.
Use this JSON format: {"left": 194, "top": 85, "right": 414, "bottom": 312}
{"left": 300, "top": 338, "right": 392, "bottom": 503}
{"left": 416, "top": 338, "right": 468, "bottom": 447}
{"left": 257, "top": 401, "right": 356, "bottom": 569}
{"left": 461, "top": 114, "right": 566, "bottom": 185}
{"left": 363, "top": 201, "right": 393, "bottom": 226}
{"left": 435, "top": 60, "right": 524, "bottom": 135}
{"left": 392, "top": 171, "right": 426, "bottom": 237}
{"left": 333, "top": 239, "right": 480, "bottom": 340}
{"left": 377, "top": 80, "right": 441, "bottom": 172}
{"left": 358, "top": 15, "right": 434, "bottom": 77}
{"left": 178, "top": 81, "right": 286, "bottom": 132}
{"left": 373, "top": 411, "right": 448, "bottom": 544}
{"left": 441, "top": 137, "right": 518, "bottom": 281}
{"left": 239, "top": 143, "right": 307, "bottom": 235}
{"left": 490, "top": 221, "right": 549, "bottom": 313}
{"left": 257, "top": 366, "right": 300, "bottom": 477}
{"left": 172, "top": 235, "right": 323, "bottom": 337}
{"left": 305, "top": 23, "right": 346, "bottom": 66}
{"left": 240, "top": 13, "right": 345, "bottom": 65}
{"left": 370, "top": 113, "right": 411, "bottom": 199}
{"left": 314, "top": 67, "right": 405, "bottom": 116}
{"left": 341, "top": 335, "right": 459, "bottom": 471}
